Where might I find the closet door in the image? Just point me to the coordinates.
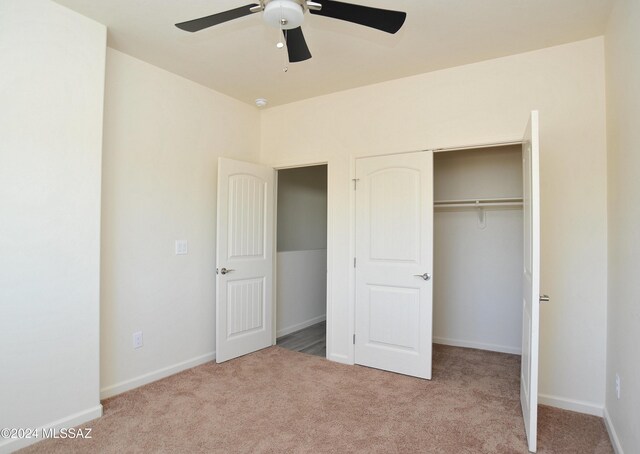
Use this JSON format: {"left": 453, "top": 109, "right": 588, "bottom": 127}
{"left": 354, "top": 151, "right": 433, "bottom": 379}
{"left": 521, "top": 111, "right": 541, "bottom": 452}
{"left": 216, "top": 158, "right": 274, "bottom": 363}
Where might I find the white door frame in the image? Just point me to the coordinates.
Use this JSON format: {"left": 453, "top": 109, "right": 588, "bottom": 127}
{"left": 347, "top": 140, "right": 523, "bottom": 364}
{"left": 271, "top": 160, "right": 330, "bottom": 358}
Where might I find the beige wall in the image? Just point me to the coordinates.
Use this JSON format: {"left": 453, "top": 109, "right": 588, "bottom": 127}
{"left": 260, "top": 37, "right": 608, "bottom": 413}
{"left": 100, "top": 48, "right": 261, "bottom": 397}
{"left": 605, "top": 0, "right": 640, "bottom": 451}
{"left": 0, "top": 0, "right": 106, "bottom": 451}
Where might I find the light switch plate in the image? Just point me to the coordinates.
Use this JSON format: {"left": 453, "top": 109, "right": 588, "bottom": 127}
{"left": 175, "top": 240, "right": 188, "bottom": 255}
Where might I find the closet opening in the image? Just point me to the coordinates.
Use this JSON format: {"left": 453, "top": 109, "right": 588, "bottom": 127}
{"left": 433, "top": 145, "right": 524, "bottom": 356}
{"left": 274, "top": 164, "right": 328, "bottom": 358}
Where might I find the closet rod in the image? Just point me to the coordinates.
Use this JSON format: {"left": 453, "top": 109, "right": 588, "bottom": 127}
{"left": 434, "top": 197, "right": 523, "bottom": 205}
{"left": 434, "top": 198, "right": 523, "bottom": 210}
{"left": 435, "top": 202, "right": 523, "bottom": 209}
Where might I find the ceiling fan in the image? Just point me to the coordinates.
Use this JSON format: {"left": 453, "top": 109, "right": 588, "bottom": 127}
{"left": 175, "top": 0, "right": 407, "bottom": 63}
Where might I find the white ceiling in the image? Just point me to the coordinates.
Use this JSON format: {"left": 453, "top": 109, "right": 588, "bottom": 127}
{"left": 54, "top": 0, "right": 613, "bottom": 107}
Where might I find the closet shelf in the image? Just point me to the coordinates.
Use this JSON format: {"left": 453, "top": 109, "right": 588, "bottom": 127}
{"left": 434, "top": 197, "right": 523, "bottom": 211}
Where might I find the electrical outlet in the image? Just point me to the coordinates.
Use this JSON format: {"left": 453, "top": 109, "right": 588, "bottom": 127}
{"left": 615, "top": 373, "right": 621, "bottom": 399}
{"left": 133, "top": 331, "right": 143, "bottom": 349}
{"left": 175, "top": 240, "right": 188, "bottom": 255}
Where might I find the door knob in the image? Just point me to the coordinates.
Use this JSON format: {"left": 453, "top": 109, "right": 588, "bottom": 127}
{"left": 540, "top": 294, "right": 550, "bottom": 303}
{"left": 219, "top": 267, "right": 235, "bottom": 275}
{"left": 413, "top": 273, "right": 431, "bottom": 281}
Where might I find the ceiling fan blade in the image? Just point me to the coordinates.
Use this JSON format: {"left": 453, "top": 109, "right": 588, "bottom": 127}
{"left": 284, "top": 27, "right": 312, "bottom": 63}
{"left": 310, "top": 0, "right": 406, "bottom": 34}
{"left": 175, "top": 4, "right": 260, "bottom": 32}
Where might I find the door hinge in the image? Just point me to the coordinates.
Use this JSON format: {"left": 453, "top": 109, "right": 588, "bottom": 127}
{"left": 352, "top": 178, "right": 360, "bottom": 190}
{"left": 353, "top": 257, "right": 356, "bottom": 268}
{"left": 353, "top": 334, "right": 356, "bottom": 344}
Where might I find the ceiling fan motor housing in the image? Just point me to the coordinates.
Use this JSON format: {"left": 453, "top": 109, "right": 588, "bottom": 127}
{"left": 263, "top": 0, "right": 305, "bottom": 30}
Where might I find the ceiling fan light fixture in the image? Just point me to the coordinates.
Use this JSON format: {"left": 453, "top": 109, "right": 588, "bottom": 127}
{"left": 263, "top": 0, "right": 304, "bottom": 30}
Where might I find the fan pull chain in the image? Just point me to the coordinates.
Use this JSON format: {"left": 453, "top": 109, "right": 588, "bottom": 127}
{"left": 279, "top": 3, "right": 288, "bottom": 73}
{"left": 275, "top": 21, "right": 284, "bottom": 50}
{"left": 276, "top": 3, "right": 285, "bottom": 49}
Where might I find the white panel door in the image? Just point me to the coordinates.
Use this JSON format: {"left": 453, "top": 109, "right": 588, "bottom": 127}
{"left": 521, "top": 111, "right": 541, "bottom": 452}
{"left": 355, "top": 151, "right": 433, "bottom": 379}
{"left": 216, "top": 158, "right": 274, "bottom": 363}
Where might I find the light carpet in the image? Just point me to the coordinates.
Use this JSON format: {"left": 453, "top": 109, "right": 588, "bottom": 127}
{"left": 21, "top": 345, "right": 613, "bottom": 453}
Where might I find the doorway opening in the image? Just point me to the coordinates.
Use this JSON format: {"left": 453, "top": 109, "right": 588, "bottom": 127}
{"left": 275, "top": 164, "right": 328, "bottom": 358}
{"left": 433, "top": 144, "right": 524, "bottom": 356}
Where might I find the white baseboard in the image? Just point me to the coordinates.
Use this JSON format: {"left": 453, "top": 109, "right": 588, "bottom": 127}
{"left": 433, "top": 336, "right": 521, "bottom": 355}
{"left": 604, "top": 407, "right": 624, "bottom": 454}
{"left": 328, "top": 353, "right": 351, "bottom": 365}
{"left": 0, "top": 405, "right": 102, "bottom": 454}
{"left": 277, "top": 315, "right": 326, "bottom": 338}
{"left": 538, "top": 393, "right": 603, "bottom": 417}
{"left": 100, "top": 351, "right": 215, "bottom": 399}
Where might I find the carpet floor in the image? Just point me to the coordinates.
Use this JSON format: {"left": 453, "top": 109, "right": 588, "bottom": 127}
{"left": 21, "top": 345, "right": 613, "bottom": 453}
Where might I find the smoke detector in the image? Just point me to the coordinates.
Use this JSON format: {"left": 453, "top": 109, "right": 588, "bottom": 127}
{"left": 255, "top": 98, "right": 268, "bottom": 108}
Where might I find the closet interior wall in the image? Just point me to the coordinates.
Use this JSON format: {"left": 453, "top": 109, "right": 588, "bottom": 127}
{"left": 276, "top": 165, "right": 328, "bottom": 337}
{"left": 433, "top": 145, "right": 524, "bottom": 354}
